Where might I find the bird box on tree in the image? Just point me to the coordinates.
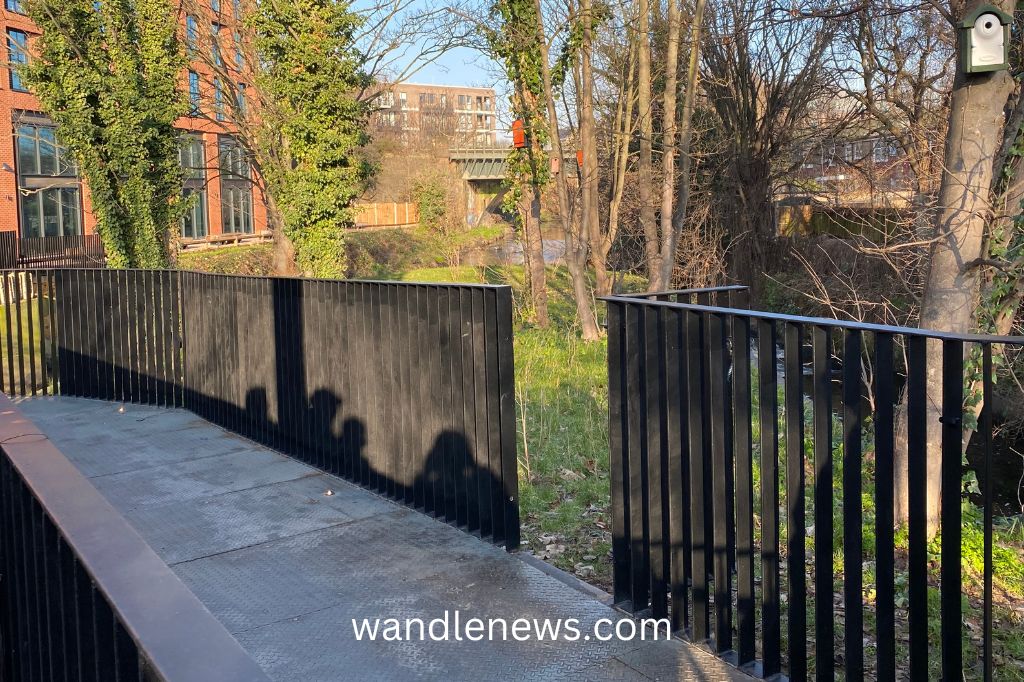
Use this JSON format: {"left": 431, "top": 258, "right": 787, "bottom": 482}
{"left": 959, "top": 5, "right": 1012, "bottom": 74}
{"left": 512, "top": 120, "right": 526, "bottom": 148}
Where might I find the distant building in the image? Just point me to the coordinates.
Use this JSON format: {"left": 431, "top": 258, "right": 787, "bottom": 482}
{"left": 371, "top": 83, "right": 498, "bottom": 145}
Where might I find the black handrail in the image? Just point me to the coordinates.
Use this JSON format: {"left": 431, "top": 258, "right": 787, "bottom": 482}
{"left": 605, "top": 292, "right": 1021, "bottom": 681}
{"left": 614, "top": 285, "right": 749, "bottom": 299}
{"left": 0, "top": 394, "right": 269, "bottom": 681}
{"left": 601, "top": 294, "right": 1024, "bottom": 344}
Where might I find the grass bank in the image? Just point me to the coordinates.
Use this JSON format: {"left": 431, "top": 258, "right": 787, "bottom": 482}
{"left": 176, "top": 243, "right": 276, "bottom": 275}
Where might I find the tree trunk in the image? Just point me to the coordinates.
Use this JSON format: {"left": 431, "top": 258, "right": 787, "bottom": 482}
{"left": 580, "top": 0, "right": 603, "bottom": 302}
{"left": 726, "top": 156, "right": 773, "bottom": 294}
{"left": 893, "top": 52, "right": 1015, "bottom": 531}
{"left": 520, "top": 188, "right": 550, "bottom": 328}
{"left": 265, "top": 195, "right": 298, "bottom": 276}
{"left": 649, "top": 0, "right": 681, "bottom": 293}
{"left": 661, "top": 0, "right": 707, "bottom": 289}
{"left": 593, "top": 37, "right": 637, "bottom": 296}
{"left": 637, "top": 0, "right": 656, "bottom": 284}
{"left": 533, "top": 0, "right": 600, "bottom": 340}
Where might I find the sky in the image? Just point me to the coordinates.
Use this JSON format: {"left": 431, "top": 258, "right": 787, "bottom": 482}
{"left": 410, "top": 46, "right": 499, "bottom": 90}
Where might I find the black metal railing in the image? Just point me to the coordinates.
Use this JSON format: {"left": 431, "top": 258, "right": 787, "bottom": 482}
{"left": 604, "top": 288, "right": 1024, "bottom": 681}
{"left": 19, "top": 235, "right": 105, "bottom": 268}
{"left": 0, "top": 393, "right": 270, "bottom": 681}
{"left": 0, "top": 233, "right": 105, "bottom": 270}
{"left": 0, "top": 268, "right": 520, "bottom": 550}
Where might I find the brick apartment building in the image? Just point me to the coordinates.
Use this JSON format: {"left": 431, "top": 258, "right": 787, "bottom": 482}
{"left": 372, "top": 82, "right": 498, "bottom": 145}
{"left": 0, "top": 0, "right": 268, "bottom": 248}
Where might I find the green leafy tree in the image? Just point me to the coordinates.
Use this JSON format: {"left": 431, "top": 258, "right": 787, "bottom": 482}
{"left": 248, "top": 0, "right": 372, "bottom": 278}
{"left": 23, "top": 0, "right": 188, "bottom": 268}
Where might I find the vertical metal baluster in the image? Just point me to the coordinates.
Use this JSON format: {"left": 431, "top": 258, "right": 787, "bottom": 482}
{"left": 940, "top": 339, "right": 963, "bottom": 680}
{"left": 906, "top": 335, "right": 928, "bottom": 681}
{"left": 495, "top": 286, "right": 518, "bottom": 550}
{"left": 667, "top": 307, "right": 689, "bottom": 633}
{"left": 758, "top": 318, "right": 781, "bottom": 677}
{"left": 709, "top": 312, "right": 732, "bottom": 652}
{"left": 608, "top": 301, "right": 631, "bottom": 606}
{"left": 812, "top": 325, "right": 833, "bottom": 681}
{"left": 686, "top": 309, "right": 709, "bottom": 641}
{"left": 982, "top": 343, "right": 993, "bottom": 682}
{"left": 733, "top": 313, "right": 755, "bottom": 666}
{"left": 784, "top": 321, "right": 807, "bottom": 681}
{"left": 874, "top": 332, "right": 896, "bottom": 681}
{"left": 626, "top": 302, "right": 649, "bottom": 612}
{"left": 843, "top": 329, "right": 864, "bottom": 681}
{"left": 646, "top": 305, "right": 668, "bottom": 618}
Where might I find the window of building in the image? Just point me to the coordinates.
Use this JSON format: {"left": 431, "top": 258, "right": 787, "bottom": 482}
{"left": 236, "top": 82, "right": 246, "bottom": 115}
{"left": 218, "top": 137, "right": 253, "bottom": 234}
{"left": 211, "top": 23, "right": 222, "bottom": 66}
{"left": 20, "top": 188, "right": 81, "bottom": 238}
{"left": 233, "top": 31, "right": 243, "bottom": 70}
{"left": 887, "top": 138, "right": 901, "bottom": 159}
{"left": 210, "top": 0, "right": 220, "bottom": 13}
{"left": 7, "top": 29, "right": 28, "bottom": 92}
{"left": 214, "top": 77, "right": 225, "bottom": 120}
{"left": 399, "top": 92, "right": 407, "bottom": 108}
{"left": 17, "top": 123, "right": 76, "bottom": 177}
{"left": 15, "top": 121, "right": 82, "bottom": 238}
{"left": 188, "top": 70, "right": 201, "bottom": 116}
{"left": 376, "top": 91, "right": 394, "bottom": 108}
{"left": 872, "top": 139, "right": 887, "bottom": 163}
{"left": 232, "top": 0, "right": 241, "bottom": 19}
{"left": 5, "top": 0, "right": 23, "bottom": 14}
{"left": 186, "top": 15, "right": 198, "bottom": 53}
{"left": 179, "top": 135, "right": 207, "bottom": 239}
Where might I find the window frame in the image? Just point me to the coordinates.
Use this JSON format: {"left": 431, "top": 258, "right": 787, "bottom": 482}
{"left": 188, "top": 71, "right": 201, "bottom": 116}
{"left": 179, "top": 134, "right": 208, "bottom": 240}
{"left": 7, "top": 29, "right": 29, "bottom": 92}
{"left": 217, "top": 136, "right": 253, "bottom": 235}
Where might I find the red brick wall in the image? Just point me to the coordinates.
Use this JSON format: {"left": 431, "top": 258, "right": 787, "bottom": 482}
{"left": 0, "top": 1, "right": 269, "bottom": 244}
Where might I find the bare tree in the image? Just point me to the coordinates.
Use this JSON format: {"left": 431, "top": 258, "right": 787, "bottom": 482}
{"left": 636, "top": 0, "right": 656, "bottom": 283}
{"left": 700, "top": 0, "right": 834, "bottom": 291}
{"left": 590, "top": 3, "right": 638, "bottom": 295}
{"left": 648, "top": 0, "right": 681, "bottom": 292}
{"left": 532, "top": 0, "right": 601, "bottom": 339}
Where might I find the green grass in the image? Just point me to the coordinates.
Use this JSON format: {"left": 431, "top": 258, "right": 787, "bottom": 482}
{"left": 347, "top": 224, "right": 505, "bottom": 279}
{"left": 176, "top": 243, "right": 276, "bottom": 276}
{"left": 0, "top": 297, "right": 51, "bottom": 395}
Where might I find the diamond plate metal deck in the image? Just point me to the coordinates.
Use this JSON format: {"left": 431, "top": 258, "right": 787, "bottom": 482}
{"left": 19, "top": 397, "right": 751, "bottom": 682}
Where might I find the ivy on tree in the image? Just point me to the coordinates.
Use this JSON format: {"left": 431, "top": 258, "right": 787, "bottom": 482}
{"left": 23, "top": 0, "right": 188, "bottom": 268}
{"left": 248, "top": 0, "right": 371, "bottom": 279}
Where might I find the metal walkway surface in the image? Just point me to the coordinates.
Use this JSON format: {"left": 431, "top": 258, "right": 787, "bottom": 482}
{"left": 19, "top": 397, "right": 749, "bottom": 682}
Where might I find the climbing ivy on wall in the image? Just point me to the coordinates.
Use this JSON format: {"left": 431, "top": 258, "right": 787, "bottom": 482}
{"left": 23, "top": 0, "right": 188, "bottom": 268}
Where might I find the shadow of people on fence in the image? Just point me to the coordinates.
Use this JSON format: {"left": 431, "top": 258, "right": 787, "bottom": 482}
{"left": 50, "top": 271, "right": 517, "bottom": 548}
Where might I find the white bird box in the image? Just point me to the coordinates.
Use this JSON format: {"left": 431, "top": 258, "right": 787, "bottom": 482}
{"left": 959, "top": 5, "right": 1012, "bottom": 74}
